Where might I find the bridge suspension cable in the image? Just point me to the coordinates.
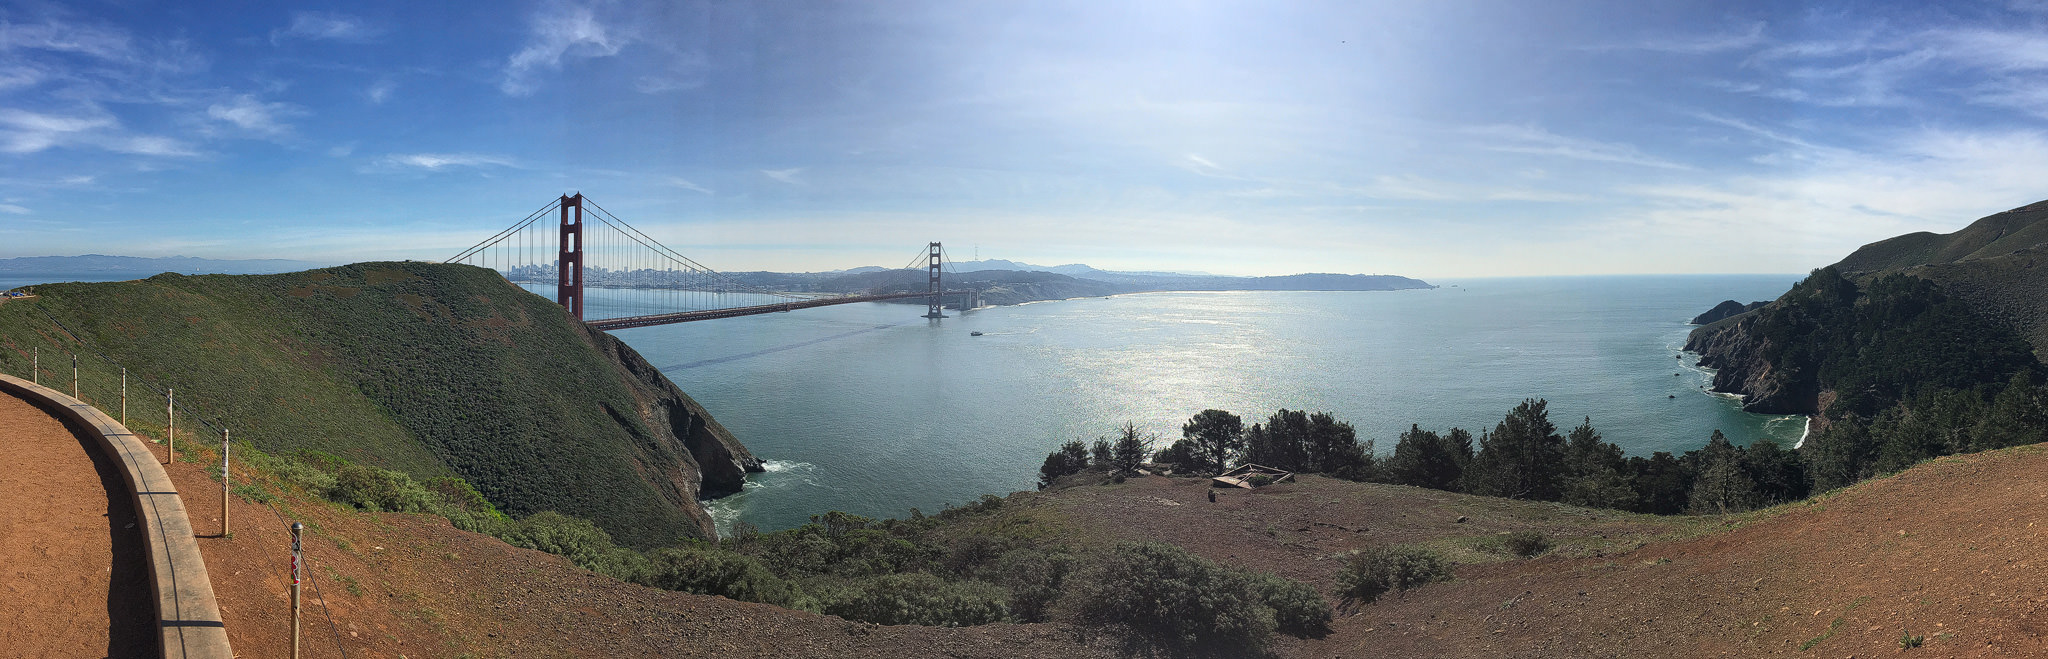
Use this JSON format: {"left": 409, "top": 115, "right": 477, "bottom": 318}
{"left": 446, "top": 194, "right": 974, "bottom": 329}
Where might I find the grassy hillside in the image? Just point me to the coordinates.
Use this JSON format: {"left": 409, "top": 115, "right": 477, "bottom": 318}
{"left": 1830, "top": 199, "right": 2048, "bottom": 353}
{"left": 0, "top": 261, "right": 751, "bottom": 547}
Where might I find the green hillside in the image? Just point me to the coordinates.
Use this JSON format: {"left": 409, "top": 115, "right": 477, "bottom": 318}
{"left": 0, "top": 262, "right": 756, "bottom": 547}
{"left": 1830, "top": 200, "right": 2048, "bottom": 354}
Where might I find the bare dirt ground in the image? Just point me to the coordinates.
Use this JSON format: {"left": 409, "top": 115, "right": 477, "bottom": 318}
{"left": 0, "top": 391, "right": 153, "bottom": 658}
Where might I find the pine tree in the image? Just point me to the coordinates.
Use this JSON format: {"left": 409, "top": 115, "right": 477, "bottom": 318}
{"left": 1686, "top": 431, "right": 1760, "bottom": 514}
{"left": 1466, "top": 399, "right": 1567, "bottom": 500}
{"left": 1180, "top": 409, "right": 1245, "bottom": 475}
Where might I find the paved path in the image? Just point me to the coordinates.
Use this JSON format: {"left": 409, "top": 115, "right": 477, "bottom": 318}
{"left": 0, "top": 390, "right": 154, "bottom": 658}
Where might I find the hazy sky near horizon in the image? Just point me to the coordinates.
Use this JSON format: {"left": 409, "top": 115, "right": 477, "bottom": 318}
{"left": 2, "top": 1, "right": 2047, "bottom": 277}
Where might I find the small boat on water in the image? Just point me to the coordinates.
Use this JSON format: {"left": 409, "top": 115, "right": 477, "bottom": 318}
{"left": 970, "top": 331, "right": 984, "bottom": 336}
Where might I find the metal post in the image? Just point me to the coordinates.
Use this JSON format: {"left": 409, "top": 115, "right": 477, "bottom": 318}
{"left": 31, "top": 346, "right": 36, "bottom": 384}
{"left": 290, "top": 521, "right": 304, "bottom": 659}
{"left": 220, "top": 429, "right": 230, "bottom": 537}
{"left": 120, "top": 368, "right": 127, "bottom": 425}
{"left": 71, "top": 354, "right": 78, "bottom": 399}
{"left": 167, "top": 389, "right": 175, "bottom": 464}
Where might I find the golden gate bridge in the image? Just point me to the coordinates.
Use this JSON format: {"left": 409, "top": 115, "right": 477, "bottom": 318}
{"left": 447, "top": 194, "right": 978, "bottom": 330}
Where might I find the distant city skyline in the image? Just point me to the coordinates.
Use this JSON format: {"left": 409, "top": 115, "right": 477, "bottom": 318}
{"left": 2, "top": 1, "right": 2045, "bottom": 278}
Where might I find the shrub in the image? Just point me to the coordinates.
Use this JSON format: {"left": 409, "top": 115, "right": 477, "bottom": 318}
{"left": 1068, "top": 542, "right": 1276, "bottom": 653}
{"left": 1337, "top": 546, "right": 1453, "bottom": 604}
{"left": 1503, "top": 531, "right": 1551, "bottom": 558}
{"left": 822, "top": 572, "right": 1009, "bottom": 627}
{"left": 991, "top": 548, "right": 1074, "bottom": 623}
{"left": 501, "top": 511, "right": 621, "bottom": 572}
{"left": 425, "top": 476, "right": 507, "bottom": 534}
{"left": 645, "top": 547, "right": 803, "bottom": 609}
{"left": 1252, "top": 573, "right": 1332, "bottom": 637}
{"left": 329, "top": 462, "right": 435, "bottom": 513}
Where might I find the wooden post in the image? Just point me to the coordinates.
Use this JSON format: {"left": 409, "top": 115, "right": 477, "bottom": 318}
{"left": 220, "top": 429, "right": 230, "bottom": 537}
{"left": 71, "top": 354, "right": 77, "bottom": 399}
{"left": 30, "top": 346, "right": 36, "bottom": 384}
{"left": 167, "top": 389, "right": 175, "bottom": 464}
{"left": 120, "top": 368, "right": 127, "bottom": 425}
{"left": 290, "top": 521, "right": 304, "bottom": 659}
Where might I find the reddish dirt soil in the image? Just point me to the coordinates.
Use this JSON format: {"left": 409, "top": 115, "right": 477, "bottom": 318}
{"left": 1283, "top": 446, "right": 2048, "bottom": 658}
{"left": 0, "top": 391, "right": 153, "bottom": 658}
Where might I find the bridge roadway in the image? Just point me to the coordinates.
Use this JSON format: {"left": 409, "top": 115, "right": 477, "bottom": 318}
{"left": 584, "top": 290, "right": 974, "bottom": 331}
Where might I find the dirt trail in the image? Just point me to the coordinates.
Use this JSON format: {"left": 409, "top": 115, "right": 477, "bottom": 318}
{"left": 0, "top": 391, "right": 153, "bottom": 658}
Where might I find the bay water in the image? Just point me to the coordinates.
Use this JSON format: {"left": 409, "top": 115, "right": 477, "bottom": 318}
{"left": 600, "top": 274, "right": 1806, "bottom": 532}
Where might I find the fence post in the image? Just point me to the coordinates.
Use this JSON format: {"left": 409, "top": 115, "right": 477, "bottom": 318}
{"left": 220, "top": 429, "right": 230, "bottom": 537}
{"left": 167, "top": 389, "right": 175, "bottom": 464}
{"left": 71, "top": 354, "right": 77, "bottom": 399}
{"left": 120, "top": 367, "right": 127, "bottom": 425}
{"left": 290, "top": 521, "right": 303, "bottom": 659}
{"left": 30, "top": 346, "right": 36, "bottom": 384}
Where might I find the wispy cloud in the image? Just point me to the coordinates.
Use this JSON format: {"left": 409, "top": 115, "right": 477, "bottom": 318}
{"left": 0, "top": 203, "right": 30, "bottom": 214}
{"left": 381, "top": 153, "right": 518, "bottom": 170}
{"left": 366, "top": 79, "right": 396, "bottom": 104}
{"left": 1465, "top": 124, "right": 1689, "bottom": 170}
{"left": 761, "top": 167, "right": 804, "bottom": 185}
{"left": 0, "top": 107, "right": 195, "bottom": 156}
{"left": 206, "top": 94, "right": 303, "bottom": 137}
{"left": 665, "top": 176, "right": 713, "bottom": 194}
{"left": 270, "top": 11, "right": 381, "bottom": 44}
{"left": 501, "top": 1, "right": 629, "bottom": 96}
{"left": 0, "top": 19, "right": 135, "bottom": 61}
{"left": 1586, "top": 22, "right": 1766, "bottom": 54}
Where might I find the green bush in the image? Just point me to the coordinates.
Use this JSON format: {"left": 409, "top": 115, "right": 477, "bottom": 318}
{"left": 329, "top": 462, "right": 435, "bottom": 513}
{"left": 1338, "top": 546, "right": 1453, "bottom": 604}
{"left": 991, "top": 548, "right": 1074, "bottom": 623}
{"left": 1068, "top": 542, "right": 1277, "bottom": 653}
{"left": 424, "top": 476, "right": 508, "bottom": 534}
{"left": 645, "top": 547, "right": 804, "bottom": 609}
{"left": 1503, "top": 531, "right": 1552, "bottom": 558}
{"left": 822, "top": 572, "right": 1009, "bottom": 627}
{"left": 1253, "top": 573, "right": 1332, "bottom": 637}
{"left": 501, "top": 511, "right": 622, "bottom": 572}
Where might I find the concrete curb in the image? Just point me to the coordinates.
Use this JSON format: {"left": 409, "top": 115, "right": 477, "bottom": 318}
{"left": 0, "top": 373, "right": 233, "bottom": 659}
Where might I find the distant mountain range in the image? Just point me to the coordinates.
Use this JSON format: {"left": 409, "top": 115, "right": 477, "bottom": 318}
{"left": 0, "top": 254, "right": 327, "bottom": 275}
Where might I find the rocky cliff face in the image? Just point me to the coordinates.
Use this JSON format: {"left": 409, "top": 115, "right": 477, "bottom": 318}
{"left": 593, "top": 329, "right": 763, "bottom": 503}
{"left": 1684, "top": 313, "right": 1820, "bottom": 415}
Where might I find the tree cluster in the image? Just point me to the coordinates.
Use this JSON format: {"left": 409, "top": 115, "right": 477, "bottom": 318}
{"left": 1376, "top": 399, "right": 1810, "bottom": 516}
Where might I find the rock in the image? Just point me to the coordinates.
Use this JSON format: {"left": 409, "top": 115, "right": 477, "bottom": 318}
{"left": 1456, "top": 516, "right": 1468, "bottom": 523}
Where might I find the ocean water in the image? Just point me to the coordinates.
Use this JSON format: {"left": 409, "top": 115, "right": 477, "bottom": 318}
{"left": 594, "top": 275, "right": 1807, "bottom": 532}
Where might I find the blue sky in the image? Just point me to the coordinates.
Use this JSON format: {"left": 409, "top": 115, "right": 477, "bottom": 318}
{"left": 2, "top": 0, "right": 2047, "bottom": 277}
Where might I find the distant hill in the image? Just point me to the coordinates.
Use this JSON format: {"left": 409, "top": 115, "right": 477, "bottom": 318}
{"left": 0, "top": 254, "right": 327, "bottom": 275}
{"left": 0, "top": 262, "right": 759, "bottom": 547}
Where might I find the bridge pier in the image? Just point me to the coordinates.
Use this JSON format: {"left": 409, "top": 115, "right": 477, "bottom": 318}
{"left": 558, "top": 193, "right": 585, "bottom": 321}
{"left": 924, "top": 241, "right": 946, "bottom": 319}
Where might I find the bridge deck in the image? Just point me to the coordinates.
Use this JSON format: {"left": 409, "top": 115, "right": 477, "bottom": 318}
{"left": 585, "top": 291, "right": 970, "bottom": 331}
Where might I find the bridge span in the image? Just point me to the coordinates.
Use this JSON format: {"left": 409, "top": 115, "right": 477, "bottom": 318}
{"left": 451, "top": 194, "right": 976, "bottom": 331}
